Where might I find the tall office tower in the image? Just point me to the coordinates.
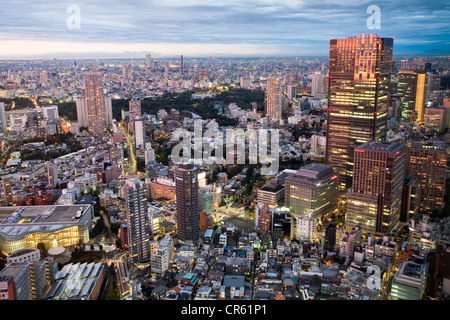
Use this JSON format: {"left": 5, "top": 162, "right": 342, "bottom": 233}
{"left": 0, "top": 102, "right": 7, "bottom": 132}
{"left": 84, "top": 72, "right": 108, "bottom": 136}
{"left": 123, "top": 179, "right": 150, "bottom": 264}
{"left": 284, "top": 163, "right": 338, "bottom": 219}
{"left": 122, "top": 64, "right": 128, "bottom": 81}
{"left": 175, "top": 163, "right": 199, "bottom": 244}
{"left": 104, "top": 95, "right": 113, "bottom": 129}
{"left": 346, "top": 141, "right": 406, "bottom": 236}
{"left": 326, "top": 34, "right": 393, "bottom": 191}
{"left": 134, "top": 118, "right": 145, "bottom": 150}
{"left": 47, "top": 164, "right": 58, "bottom": 188}
{"left": 286, "top": 84, "right": 297, "bottom": 101}
{"left": 265, "top": 76, "right": 283, "bottom": 121}
{"left": 75, "top": 96, "right": 88, "bottom": 127}
{"left": 405, "top": 141, "right": 447, "bottom": 214}
{"left": 311, "top": 71, "right": 325, "bottom": 97}
{"left": 397, "top": 69, "right": 428, "bottom": 123}
{"left": 146, "top": 54, "right": 152, "bottom": 68}
{"left": 129, "top": 99, "right": 141, "bottom": 122}
{"left": 2, "top": 175, "right": 12, "bottom": 206}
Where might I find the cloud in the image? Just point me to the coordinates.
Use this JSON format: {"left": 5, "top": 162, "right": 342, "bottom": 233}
{"left": 0, "top": 0, "right": 448, "bottom": 57}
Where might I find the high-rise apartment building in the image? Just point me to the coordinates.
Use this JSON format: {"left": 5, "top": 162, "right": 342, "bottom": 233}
{"left": 134, "top": 118, "right": 145, "bottom": 150}
{"left": 47, "top": 164, "right": 58, "bottom": 188}
{"left": 397, "top": 69, "right": 428, "bottom": 123}
{"left": 311, "top": 71, "right": 325, "bottom": 97}
{"left": 265, "top": 76, "right": 283, "bottom": 121}
{"left": 80, "top": 72, "right": 113, "bottom": 136}
{"left": 405, "top": 141, "right": 447, "bottom": 214}
{"left": 0, "top": 102, "right": 6, "bottom": 132}
{"left": 346, "top": 141, "right": 406, "bottom": 236}
{"left": 175, "top": 163, "right": 199, "bottom": 244}
{"left": 123, "top": 179, "right": 150, "bottom": 264}
{"left": 2, "top": 175, "right": 12, "bottom": 206}
{"left": 326, "top": 34, "right": 393, "bottom": 191}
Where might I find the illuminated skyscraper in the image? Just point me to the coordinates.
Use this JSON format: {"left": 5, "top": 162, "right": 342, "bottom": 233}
{"left": 397, "top": 69, "right": 428, "bottom": 123}
{"left": 405, "top": 141, "right": 447, "bottom": 214}
{"left": 326, "top": 34, "right": 393, "bottom": 191}
{"left": 265, "top": 76, "right": 283, "bottom": 121}
{"left": 123, "top": 179, "right": 150, "bottom": 264}
{"left": 83, "top": 72, "right": 110, "bottom": 136}
{"left": 175, "top": 163, "right": 199, "bottom": 244}
{"left": 346, "top": 141, "right": 405, "bottom": 236}
{"left": 2, "top": 175, "right": 12, "bottom": 206}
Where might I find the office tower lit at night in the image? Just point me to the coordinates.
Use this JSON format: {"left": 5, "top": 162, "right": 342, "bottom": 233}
{"left": 123, "top": 179, "right": 150, "bottom": 264}
{"left": 346, "top": 141, "right": 405, "bottom": 236}
{"left": 284, "top": 163, "right": 338, "bottom": 220}
{"left": 397, "top": 69, "right": 428, "bottom": 123}
{"left": 326, "top": 34, "right": 393, "bottom": 191}
{"left": 406, "top": 141, "right": 447, "bottom": 214}
{"left": 2, "top": 175, "right": 12, "bottom": 206}
{"left": 175, "top": 163, "right": 199, "bottom": 244}
{"left": 81, "top": 72, "right": 112, "bottom": 136}
{"left": 265, "top": 76, "right": 283, "bottom": 121}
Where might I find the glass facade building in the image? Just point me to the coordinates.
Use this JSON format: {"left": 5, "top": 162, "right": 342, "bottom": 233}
{"left": 326, "top": 34, "right": 393, "bottom": 191}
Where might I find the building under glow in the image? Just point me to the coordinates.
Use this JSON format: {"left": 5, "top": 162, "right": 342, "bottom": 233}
{"left": 346, "top": 141, "right": 406, "bottom": 236}
{"left": 326, "top": 34, "right": 393, "bottom": 191}
{"left": 0, "top": 205, "right": 94, "bottom": 255}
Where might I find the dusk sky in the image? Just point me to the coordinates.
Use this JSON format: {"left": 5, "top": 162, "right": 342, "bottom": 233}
{"left": 1, "top": 0, "right": 449, "bottom": 58}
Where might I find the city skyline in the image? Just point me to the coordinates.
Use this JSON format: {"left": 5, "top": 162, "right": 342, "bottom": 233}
{"left": 0, "top": 0, "right": 449, "bottom": 59}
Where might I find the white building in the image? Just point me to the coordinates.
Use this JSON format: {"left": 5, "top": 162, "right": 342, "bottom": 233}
{"left": 144, "top": 144, "right": 155, "bottom": 166}
{"left": 311, "top": 72, "right": 325, "bottom": 97}
{"left": 310, "top": 134, "right": 327, "bottom": 154}
{"left": 294, "top": 212, "right": 317, "bottom": 242}
{"left": 42, "top": 105, "right": 59, "bottom": 121}
{"left": 150, "top": 235, "right": 174, "bottom": 274}
{"left": 134, "top": 118, "right": 145, "bottom": 150}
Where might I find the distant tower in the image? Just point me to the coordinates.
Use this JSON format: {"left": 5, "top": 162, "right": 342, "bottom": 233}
{"left": 146, "top": 54, "right": 152, "bottom": 68}
{"left": 164, "top": 64, "right": 169, "bottom": 79}
{"left": 83, "top": 72, "right": 109, "bottom": 136}
{"left": 180, "top": 55, "right": 184, "bottom": 79}
{"left": 122, "top": 64, "right": 128, "bottom": 81}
